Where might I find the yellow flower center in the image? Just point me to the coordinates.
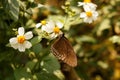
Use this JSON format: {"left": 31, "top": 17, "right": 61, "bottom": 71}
{"left": 41, "top": 20, "right": 46, "bottom": 25}
{"left": 17, "top": 36, "right": 25, "bottom": 44}
{"left": 54, "top": 27, "right": 60, "bottom": 33}
{"left": 84, "top": 0, "right": 91, "bottom": 3}
{"left": 86, "top": 11, "right": 92, "bottom": 17}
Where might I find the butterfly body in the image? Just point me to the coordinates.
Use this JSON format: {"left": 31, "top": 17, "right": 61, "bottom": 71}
{"left": 51, "top": 34, "right": 77, "bottom": 67}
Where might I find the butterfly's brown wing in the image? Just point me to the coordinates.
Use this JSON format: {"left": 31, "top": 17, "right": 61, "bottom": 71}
{"left": 51, "top": 34, "right": 77, "bottom": 67}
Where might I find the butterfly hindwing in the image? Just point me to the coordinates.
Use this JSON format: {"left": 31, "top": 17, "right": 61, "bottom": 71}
{"left": 51, "top": 34, "right": 77, "bottom": 67}
{"left": 62, "top": 36, "right": 77, "bottom": 67}
{"left": 51, "top": 35, "right": 67, "bottom": 60}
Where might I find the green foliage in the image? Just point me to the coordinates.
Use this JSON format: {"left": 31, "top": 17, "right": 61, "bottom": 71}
{"left": 36, "top": 70, "right": 60, "bottom": 80}
{"left": 1, "top": 0, "right": 120, "bottom": 80}
{"left": 41, "top": 56, "right": 60, "bottom": 73}
{"left": 7, "top": 0, "right": 19, "bottom": 21}
{"left": 14, "top": 68, "right": 33, "bottom": 80}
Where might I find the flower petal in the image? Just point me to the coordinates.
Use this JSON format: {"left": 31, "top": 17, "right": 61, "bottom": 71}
{"left": 48, "top": 20, "right": 55, "bottom": 27}
{"left": 47, "top": 21, "right": 55, "bottom": 33}
{"left": 9, "top": 37, "right": 18, "bottom": 44}
{"left": 50, "top": 33, "right": 56, "bottom": 39}
{"left": 93, "top": 11, "right": 98, "bottom": 17}
{"left": 42, "top": 24, "right": 54, "bottom": 33}
{"left": 42, "top": 22, "right": 55, "bottom": 33}
{"left": 84, "top": 17, "right": 93, "bottom": 23}
{"left": 25, "top": 31, "right": 33, "bottom": 40}
{"left": 80, "top": 12, "right": 86, "bottom": 18}
{"left": 83, "top": 4, "right": 91, "bottom": 11}
{"left": 83, "top": 3, "right": 97, "bottom": 11}
{"left": 18, "top": 44, "right": 26, "bottom": 52}
{"left": 78, "top": 2, "right": 84, "bottom": 6}
{"left": 10, "top": 43, "right": 18, "bottom": 49}
{"left": 41, "top": 25, "right": 46, "bottom": 31}
{"left": 24, "top": 41, "right": 32, "bottom": 49}
{"left": 18, "top": 27, "right": 25, "bottom": 35}
{"left": 56, "top": 22, "right": 63, "bottom": 28}
{"left": 36, "top": 23, "right": 42, "bottom": 28}
{"left": 89, "top": 3, "right": 97, "bottom": 10}
{"left": 93, "top": 16, "right": 97, "bottom": 21}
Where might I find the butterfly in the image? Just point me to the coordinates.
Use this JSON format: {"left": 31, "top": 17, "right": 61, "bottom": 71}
{"left": 51, "top": 34, "right": 77, "bottom": 67}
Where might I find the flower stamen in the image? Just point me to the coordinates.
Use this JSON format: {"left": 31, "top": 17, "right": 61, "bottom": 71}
{"left": 41, "top": 20, "right": 46, "bottom": 25}
{"left": 54, "top": 27, "right": 60, "bottom": 34}
{"left": 84, "top": 0, "right": 91, "bottom": 3}
{"left": 86, "top": 11, "right": 92, "bottom": 17}
{"left": 17, "top": 36, "right": 25, "bottom": 44}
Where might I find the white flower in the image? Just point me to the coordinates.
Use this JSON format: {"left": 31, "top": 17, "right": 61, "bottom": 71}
{"left": 80, "top": 7, "right": 98, "bottom": 23}
{"left": 78, "top": 0, "right": 97, "bottom": 10}
{"left": 9, "top": 27, "right": 33, "bottom": 52}
{"left": 42, "top": 21, "right": 64, "bottom": 39}
{"left": 36, "top": 20, "right": 48, "bottom": 28}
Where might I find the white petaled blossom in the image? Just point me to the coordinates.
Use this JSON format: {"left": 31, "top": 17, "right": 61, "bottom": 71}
{"left": 78, "top": 0, "right": 99, "bottom": 24}
{"left": 78, "top": 0, "right": 97, "bottom": 10}
{"left": 35, "top": 20, "right": 48, "bottom": 28}
{"left": 80, "top": 8, "right": 98, "bottom": 23}
{"left": 9, "top": 27, "right": 33, "bottom": 52}
{"left": 41, "top": 21, "right": 64, "bottom": 39}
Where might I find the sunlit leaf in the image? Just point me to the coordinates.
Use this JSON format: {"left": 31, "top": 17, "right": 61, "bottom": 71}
{"left": 97, "top": 19, "right": 111, "bottom": 36}
{"left": 109, "top": 35, "right": 120, "bottom": 44}
{"left": 41, "top": 56, "right": 60, "bottom": 73}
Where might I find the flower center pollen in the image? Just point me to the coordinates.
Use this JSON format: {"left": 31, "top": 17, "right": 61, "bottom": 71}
{"left": 86, "top": 11, "right": 92, "bottom": 17}
{"left": 41, "top": 20, "right": 46, "bottom": 25}
{"left": 84, "top": 0, "right": 91, "bottom": 3}
{"left": 54, "top": 27, "right": 60, "bottom": 33}
{"left": 17, "top": 36, "right": 25, "bottom": 44}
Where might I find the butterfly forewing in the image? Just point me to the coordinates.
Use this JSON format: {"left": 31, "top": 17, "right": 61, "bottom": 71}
{"left": 51, "top": 35, "right": 67, "bottom": 60}
{"left": 51, "top": 34, "right": 77, "bottom": 67}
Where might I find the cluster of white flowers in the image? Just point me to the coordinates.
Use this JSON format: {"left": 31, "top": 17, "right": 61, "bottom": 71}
{"left": 78, "top": 0, "right": 98, "bottom": 23}
{"left": 9, "top": 21, "right": 64, "bottom": 52}
{"left": 9, "top": 0, "right": 99, "bottom": 52}
{"left": 36, "top": 20, "right": 64, "bottom": 39}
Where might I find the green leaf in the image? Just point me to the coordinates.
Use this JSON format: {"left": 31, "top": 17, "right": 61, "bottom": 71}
{"left": 7, "top": 0, "right": 19, "bottom": 21}
{"left": 109, "top": 35, "right": 120, "bottom": 44}
{"left": 41, "top": 56, "right": 60, "bottom": 73}
{"left": 26, "top": 61, "right": 37, "bottom": 70}
{"left": 30, "top": 36, "right": 42, "bottom": 46}
{"left": 32, "top": 43, "right": 42, "bottom": 54}
{"left": 14, "top": 68, "right": 33, "bottom": 80}
{"left": 97, "top": 19, "right": 111, "bottom": 36}
{"left": 36, "top": 71, "right": 60, "bottom": 80}
{"left": 26, "top": 19, "right": 35, "bottom": 28}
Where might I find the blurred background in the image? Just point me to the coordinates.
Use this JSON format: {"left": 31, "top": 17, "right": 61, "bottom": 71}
{"left": 0, "top": 0, "right": 120, "bottom": 80}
